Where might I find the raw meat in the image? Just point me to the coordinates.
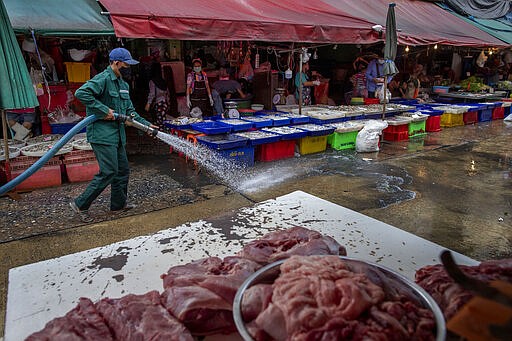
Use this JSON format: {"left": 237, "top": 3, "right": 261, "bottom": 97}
{"left": 25, "top": 298, "right": 113, "bottom": 341}
{"left": 95, "top": 290, "right": 193, "bottom": 341}
{"left": 237, "top": 226, "right": 346, "bottom": 265}
{"left": 161, "top": 256, "right": 260, "bottom": 335}
{"left": 243, "top": 255, "right": 436, "bottom": 340}
{"left": 415, "top": 258, "right": 512, "bottom": 319}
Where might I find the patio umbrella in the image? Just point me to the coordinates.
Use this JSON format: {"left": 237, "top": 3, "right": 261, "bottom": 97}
{"left": 0, "top": 0, "right": 39, "bottom": 188}
{"left": 382, "top": 2, "right": 399, "bottom": 119}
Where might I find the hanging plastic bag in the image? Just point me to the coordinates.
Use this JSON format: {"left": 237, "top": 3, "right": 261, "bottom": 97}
{"left": 355, "top": 120, "right": 388, "bottom": 153}
{"left": 476, "top": 51, "right": 487, "bottom": 68}
{"left": 375, "top": 85, "right": 391, "bottom": 103}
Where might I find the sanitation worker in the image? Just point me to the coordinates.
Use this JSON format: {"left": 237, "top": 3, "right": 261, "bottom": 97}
{"left": 69, "top": 47, "right": 158, "bottom": 223}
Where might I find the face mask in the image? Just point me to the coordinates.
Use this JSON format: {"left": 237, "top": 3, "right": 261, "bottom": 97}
{"left": 378, "top": 59, "right": 385, "bottom": 65}
{"left": 193, "top": 66, "right": 202, "bottom": 73}
{"left": 120, "top": 67, "right": 131, "bottom": 79}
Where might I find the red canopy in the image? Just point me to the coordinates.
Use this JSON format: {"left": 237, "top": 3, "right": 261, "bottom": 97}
{"left": 99, "top": 0, "right": 507, "bottom": 47}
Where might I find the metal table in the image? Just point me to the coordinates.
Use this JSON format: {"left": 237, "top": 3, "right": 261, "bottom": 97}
{"left": 5, "top": 191, "right": 478, "bottom": 340}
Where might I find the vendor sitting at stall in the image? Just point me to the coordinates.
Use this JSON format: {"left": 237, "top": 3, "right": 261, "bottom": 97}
{"left": 211, "top": 68, "right": 246, "bottom": 116}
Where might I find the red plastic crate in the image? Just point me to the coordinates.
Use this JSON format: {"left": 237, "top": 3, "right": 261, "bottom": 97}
{"left": 463, "top": 110, "right": 478, "bottom": 125}
{"left": 492, "top": 107, "right": 504, "bottom": 120}
{"left": 65, "top": 161, "right": 99, "bottom": 182}
{"left": 364, "top": 98, "right": 380, "bottom": 105}
{"left": 0, "top": 164, "right": 61, "bottom": 190}
{"left": 383, "top": 131, "right": 409, "bottom": 142}
{"left": 425, "top": 115, "right": 441, "bottom": 132}
{"left": 255, "top": 140, "right": 295, "bottom": 162}
{"left": 383, "top": 124, "right": 409, "bottom": 134}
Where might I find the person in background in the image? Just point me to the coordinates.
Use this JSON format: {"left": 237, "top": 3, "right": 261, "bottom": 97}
{"left": 211, "top": 68, "right": 246, "bottom": 116}
{"left": 295, "top": 61, "right": 320, "bottom": 106}
{"left": 186, "top": 58, "right": 214, "bottom": 117}
{"left": 350, "top": 60, "right": 368, "bottom": 98}
{"left": 7, "top": 108, "right": 36, "bottom": 140}
{"left": 365, "top": 54, "right": 392, "bottom": 98}
{"left": 145, "top": 62, "right": 170, "bottom": 131}
{"left": 70, "top": 47, "right": 158, "bottom": 223}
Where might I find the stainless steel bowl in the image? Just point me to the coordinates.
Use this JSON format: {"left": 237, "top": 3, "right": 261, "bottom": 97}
{"left": 233, "top": 256, "right": 446, "bottom": 341}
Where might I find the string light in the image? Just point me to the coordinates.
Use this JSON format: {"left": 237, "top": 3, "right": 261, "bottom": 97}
{"left": 405, "top": 46, "right": 410, "bottom": 52}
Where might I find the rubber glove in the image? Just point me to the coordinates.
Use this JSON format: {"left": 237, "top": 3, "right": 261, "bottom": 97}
{"left": 313, "top": 80, "right": 321, "bottom": 86}
{"left": 186, "top": 95, "right": 192, "bottom": 108}
{"left": 209, "top": 95, "right": 214, "bottom": 106}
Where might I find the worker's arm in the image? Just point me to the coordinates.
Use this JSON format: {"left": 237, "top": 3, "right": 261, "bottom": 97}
{"left": 75, "top": 77, "right": 110, "bottom": 119}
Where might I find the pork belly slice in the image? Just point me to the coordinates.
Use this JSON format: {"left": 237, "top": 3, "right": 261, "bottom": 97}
{"left": 26, "top": 298, "right": 113, "bottom": 341}
{"left": 415, "top": 258, "right": 512, "bottom": 319}
{"left": 161, "top": 256, "right": 260, "bottom": 335}
{"left": 237, "top": 226, "right": 347, "bottom": 265}
{"left": 96, "top": 290, "right": 193, "bottom": 341}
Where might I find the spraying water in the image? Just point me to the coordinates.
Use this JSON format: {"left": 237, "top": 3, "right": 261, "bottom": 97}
{"left": 156, "top": 131, "right": 249, "bottom": 190}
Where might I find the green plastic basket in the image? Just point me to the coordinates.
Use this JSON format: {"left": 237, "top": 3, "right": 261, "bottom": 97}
{"left": 328, "top": 130, "right": 359, "bottom": 150}
{"left": 408, "top": 120, "right": 427, "bottom": 138}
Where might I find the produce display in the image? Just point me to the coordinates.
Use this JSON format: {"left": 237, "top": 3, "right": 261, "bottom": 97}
{"left": 458, "top": 76, "right": 491, "bottom": 92}
{"left": 496, "top": 80, "right": 512, "bottom": 91}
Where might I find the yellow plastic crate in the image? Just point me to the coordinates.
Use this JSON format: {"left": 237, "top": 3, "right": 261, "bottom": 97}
{"left": 440, "top": 113, "right": 464, "bottom": 127}
{"left": 64, "top": 62, "right": 91, "bottom": 83}
{"left": 298, "top": 135, "right": 328, "bottom": 155}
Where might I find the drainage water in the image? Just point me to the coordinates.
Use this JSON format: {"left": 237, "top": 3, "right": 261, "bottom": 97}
{"left": 156, "top": 131, "right": 248, "bottom": 190}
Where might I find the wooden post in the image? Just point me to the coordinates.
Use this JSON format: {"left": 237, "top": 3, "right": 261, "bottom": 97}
{"left": 1, "top": 109, "right": 11, "bottom": 182}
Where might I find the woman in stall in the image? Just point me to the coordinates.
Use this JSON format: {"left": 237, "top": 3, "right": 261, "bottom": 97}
{"left": 145, "top": 62, "right": 170, "bottom": 130}
{"left": 294, "top": 61, "right": 320, "bottom": 106}
{"left": 186, "top": 58, "right": 214, "bottom": 117}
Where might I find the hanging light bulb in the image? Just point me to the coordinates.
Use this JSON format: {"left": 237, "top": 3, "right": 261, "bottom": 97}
{"left": 333, "top": 44, "right": 338, "bottom": 50}
{"left": 488, "top": 48, "right": 493, "bottom": 55}
{"left": 405, "top": 46, "right": 410, "bottom": 53}
{"left": 434, "top": 44, "right": 438, "bottom": 50}
{"left": 313, "top": 49, "right": 318, "bottom": 60}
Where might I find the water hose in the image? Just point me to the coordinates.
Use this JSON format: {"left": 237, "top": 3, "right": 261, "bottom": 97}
{"left": 0, "top": 115, "right": 98, "bottom": 196}
{"left": 0, "top": 114, "right": 158, "bottom": 196}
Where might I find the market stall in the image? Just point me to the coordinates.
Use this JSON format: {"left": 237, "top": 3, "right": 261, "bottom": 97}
{"left": 5, "top": 191, "right": 478, "bottom": 340}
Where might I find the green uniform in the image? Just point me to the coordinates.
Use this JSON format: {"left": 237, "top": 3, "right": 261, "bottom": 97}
{"left": 73, "top": 66, "right": 151, "bottom": 211}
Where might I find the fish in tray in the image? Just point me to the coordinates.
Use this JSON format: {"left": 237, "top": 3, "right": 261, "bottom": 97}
{"left": 20, "top": 141, "right": 73, "bottom": 157}
{"left": 217, "top": 119, "right": 251, "bottom": 125}
{"left": 263, "top": 126, "right": 305, "bottom": 135}
{"left": 234, "top": 131, "right": 279, "bottom": 140}
{"left": 295, "top": 123, "right": 331, "bottom": 131}
{"left": 166, "top": 117, "right": 203, "bottom": 126}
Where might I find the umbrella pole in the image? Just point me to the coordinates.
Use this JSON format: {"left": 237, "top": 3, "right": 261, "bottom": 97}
{"left": 299, "top": 52, "right": 303, "bottom": 115}
{"left": 382, "top": 76, "right": 388, "bottom": 120}
{"left": 1, "top": 109, "right": 12, "bottom": 182}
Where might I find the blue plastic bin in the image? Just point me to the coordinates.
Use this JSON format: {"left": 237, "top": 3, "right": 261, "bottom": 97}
{"left": 190, "top": 121, "right": 231, "bottom": 134}
{"left": 241, "top": 116, "right": 273, "bottom": 128}
{"left": 216, "top": 119, "right": 254, "bottom": 132}
{"left": 262, "top": 126, "right": 308, "bottom": 140}
{"left": 217, "top": 146, "right": 255, "bottom": 166}
{"left": 196, "top": 134, "right": 248, "bottom": 150}
{"left": 233, "top": 131, "right": 281, "bottom": 146}
{"left": 50, "top": 123, "right": 86, "bottom": 134}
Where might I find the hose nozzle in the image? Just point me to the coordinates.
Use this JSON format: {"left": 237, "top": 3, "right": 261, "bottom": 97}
{"left": 113, "top": 113, "right": 158, "bottom": 137}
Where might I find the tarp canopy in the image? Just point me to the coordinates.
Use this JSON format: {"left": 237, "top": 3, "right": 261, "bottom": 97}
{"left": 0, "top": 0, "right": 38, "bottom": 110}
{"left": 99, "top": 0, "right": 507, "bottom": 47}
{"left": 444, "top": 0, "right": 511, "bottom": 19}
{"left": 439, "top": 3, "right": 512, "bottom": 44}
{"left": 4, "top": 0, "right": 114, "bottom": 36}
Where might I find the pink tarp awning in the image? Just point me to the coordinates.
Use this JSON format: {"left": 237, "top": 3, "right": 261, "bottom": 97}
{"left": 99, "top": 0, "right": 507, "bottom": 47}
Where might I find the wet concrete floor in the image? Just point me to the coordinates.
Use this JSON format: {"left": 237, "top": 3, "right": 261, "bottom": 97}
{"left": 0, "top": 119, "right": 511, "bottom": 337}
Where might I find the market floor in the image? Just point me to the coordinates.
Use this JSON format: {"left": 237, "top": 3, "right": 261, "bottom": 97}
{"left": 1, "top": 119, "right": 511, "bottom": 337}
